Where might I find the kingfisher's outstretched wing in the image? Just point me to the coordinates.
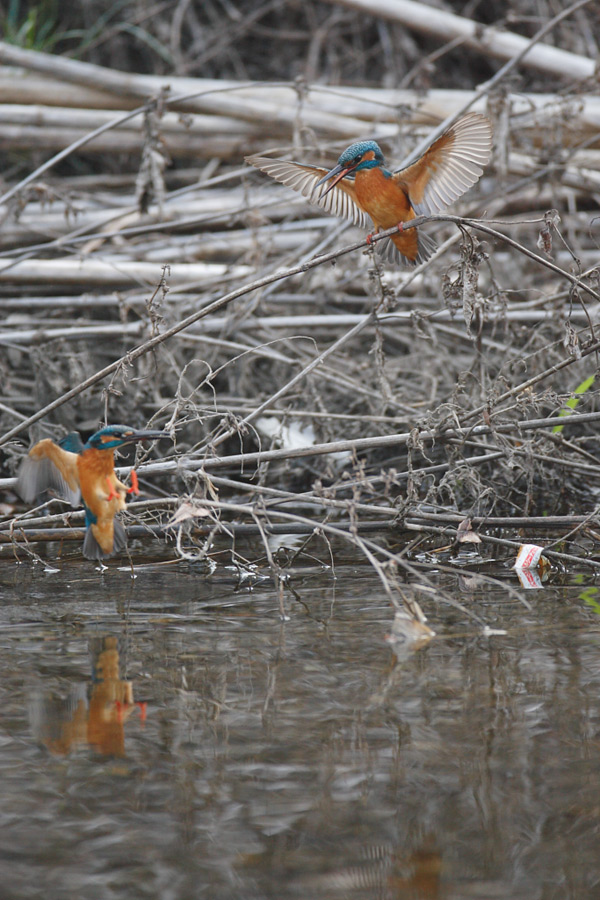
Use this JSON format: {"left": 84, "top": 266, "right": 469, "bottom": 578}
{"left": 395, "top": 112, "right": 492, "bottom": 216}
{"left": 245, "top": 156, "right": 371, "bottom": 229}
{"left": 58, "top": 431, "right": 85, "bottom": 454}
{"left": 17, "top": 438, "right": 81, "bottom": 507}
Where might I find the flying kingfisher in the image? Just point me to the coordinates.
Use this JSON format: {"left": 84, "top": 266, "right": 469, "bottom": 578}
{"left": 246, "top": 112, "right": 492, "bottom": 265}
{"left": 17, "top": 424, "right": 170, "bottom": 560}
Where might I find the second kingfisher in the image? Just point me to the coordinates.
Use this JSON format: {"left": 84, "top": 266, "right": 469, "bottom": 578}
{"left": 246, "top": 112, "right": 492, "bottom": 266}
{"left": 17, "top": 424, "right": 170, "bottom": 560}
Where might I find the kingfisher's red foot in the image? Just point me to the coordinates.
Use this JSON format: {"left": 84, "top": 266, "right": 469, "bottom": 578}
{"left": 396, "top": 222, "right": 404, "bottom": 232}
{"left": 366, "top": 232, "right": 374, "bottom": 245}
{"left": 105, "top": 476, "right": 117, "bottom": 501}
{"left": 127, "top": 470, "right": 139, "bottom": 495}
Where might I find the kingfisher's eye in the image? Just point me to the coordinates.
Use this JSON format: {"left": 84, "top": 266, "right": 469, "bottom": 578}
{"left": 353, "top": 155, "right": 362, "bottom": 165}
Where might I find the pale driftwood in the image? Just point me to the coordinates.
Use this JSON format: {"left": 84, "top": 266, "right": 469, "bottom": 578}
{"left": 0, "top": 36, "right": 598, "bottom": 145}
{"left": 0, "top": 75, "right": 130, "bottom": 110}
{"left": 326, "top": 0, "right": 595, "bottom": 80}
{"left": 0, "top": 520, "right": 396, "bottom": 544}
{"left": 182, "top": 307, "right": 599, "bottom": 334}
{"left": 508, "top": 151, "right": 600, "bottom": 192}
{"left": 0, "top": 195, "right": 323, "bottom": 241}
{"left": 0, "top": 322, "right": 144, "bottom": 345}
{"left": 0, "top": 104, "right": 250, "bottom": 133}
{"left": 0, "top": 44, "right": 383, "bottom": 139}
{"left": 0, "top": 124, "right": 268, "bottom": 160}
{"left": 0, "top": 21, "right": 594, "bottom": 101}
{"left": 0, "top": 183, "right": 344, "bottom": 247}
{"left": 2, "top": 72, "right": 600, "bottom": 134}
{"left": 1, "top": 71, "right": 600, "bottom": 141}
{"left": 0, "top": 192, "right": 255, "bottom": 246}
{"left": 0, "top": 258, "right": 251, "bottom": 288}
{"left": 0, "top": 295, "right": 130, "bottom": 310}
{"left": 0, "top": 225, "right": 334, "bottom": 260}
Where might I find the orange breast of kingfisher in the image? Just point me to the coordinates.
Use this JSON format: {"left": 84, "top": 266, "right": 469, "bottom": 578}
{"left": 354, "top": 167, "right": 419, "bottom": 261}
{"left": 77, "top": 448, "right": 126, "bottom": 553}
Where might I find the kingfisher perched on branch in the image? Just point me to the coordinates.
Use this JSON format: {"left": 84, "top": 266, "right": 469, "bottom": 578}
{"left": 246, "top": 112, "right": 492, "bottom": 265}
{"left": 17, "top": 424, "right": 170, "bottom": 560}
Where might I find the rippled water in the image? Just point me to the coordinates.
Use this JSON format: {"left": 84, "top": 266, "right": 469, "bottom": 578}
{"left": 1, "top": 551, "right": 599, "bottom": 899}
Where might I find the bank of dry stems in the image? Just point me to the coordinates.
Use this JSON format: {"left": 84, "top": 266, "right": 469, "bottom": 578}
{"left": 1, "top": 0, "right": 599, "bottom": 610}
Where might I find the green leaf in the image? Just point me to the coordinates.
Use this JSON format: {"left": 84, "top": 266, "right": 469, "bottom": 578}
{"left": 552, "top": 374, "right": 596, "bottom": 433}
{"left": 580, "top": 586, "right": 600, "bottom": 616}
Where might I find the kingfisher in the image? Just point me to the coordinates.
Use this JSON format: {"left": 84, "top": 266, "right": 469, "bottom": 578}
{"left": 246, "top": 112, "right": 492, "bottom": 265}
{"left": 17, "top": 424, "right": 170, "bottom": 560}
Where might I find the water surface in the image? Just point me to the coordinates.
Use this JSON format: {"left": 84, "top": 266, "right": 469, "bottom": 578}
{"left": 0, "top": 555, "right": 599, "bottom": 899}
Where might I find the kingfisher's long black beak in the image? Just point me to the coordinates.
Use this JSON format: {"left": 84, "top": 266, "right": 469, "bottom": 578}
{"left": 315, "top": 163, "right": 356, "bottom": 198}
{"left": 123, "top": 429, "right": 171, "bottom": 445}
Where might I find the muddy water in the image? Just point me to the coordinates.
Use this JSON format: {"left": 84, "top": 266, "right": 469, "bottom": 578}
{"left": 0, "top": 553, "right": 599, "bottom": 900}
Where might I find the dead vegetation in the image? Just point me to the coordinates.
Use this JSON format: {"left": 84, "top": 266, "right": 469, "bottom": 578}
{"left": 0, "top": 0, "right": 599, "bottom": 611}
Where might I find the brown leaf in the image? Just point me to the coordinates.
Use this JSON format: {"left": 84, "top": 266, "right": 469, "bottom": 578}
{"left": 167, "top": 501, "right": 211, "bottom": 526}
{"left": 456, "top": 517, "right": 482, "bottom": 544}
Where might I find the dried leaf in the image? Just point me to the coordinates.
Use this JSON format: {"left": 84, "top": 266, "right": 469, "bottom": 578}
{"left": 537, "top": 209, "right": 561, "bottom": 257}
{"left": 537, "top": 224, "right": 552, "bottom": 256}
{"left": 456, "top": 517, "right": 482, "bottom": 544}
{"left": 563, "top": 320, "right": 581, "bottom": 359}
{"left": 385, "top": 609, "right": 435, "bottom": 654}
{"left": 168, "top": 501, "right": 211, "bottom": 526}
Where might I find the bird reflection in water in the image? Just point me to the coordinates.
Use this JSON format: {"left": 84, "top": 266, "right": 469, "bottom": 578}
{"left": 30, "top": 636, "right": 146, "bottom": 757}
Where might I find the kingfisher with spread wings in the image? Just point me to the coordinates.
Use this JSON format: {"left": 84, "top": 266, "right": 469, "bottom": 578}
{"left": 246, "top": 112, "right": 492, "bottom": 265}
{"left": 17, "top": 425, "right": 170, "bottom": 560}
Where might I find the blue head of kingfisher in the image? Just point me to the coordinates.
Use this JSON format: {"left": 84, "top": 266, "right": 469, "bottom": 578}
{"left": 315, "top": 140, "right": 386, "bottom": 197}
{"left": 84, "top": 424, "right": 170, "bottom": 451}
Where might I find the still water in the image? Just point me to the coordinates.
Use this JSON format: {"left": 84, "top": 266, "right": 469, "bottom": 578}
{"left": 0, "top": 551, "right": 599, "bottom": 900}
